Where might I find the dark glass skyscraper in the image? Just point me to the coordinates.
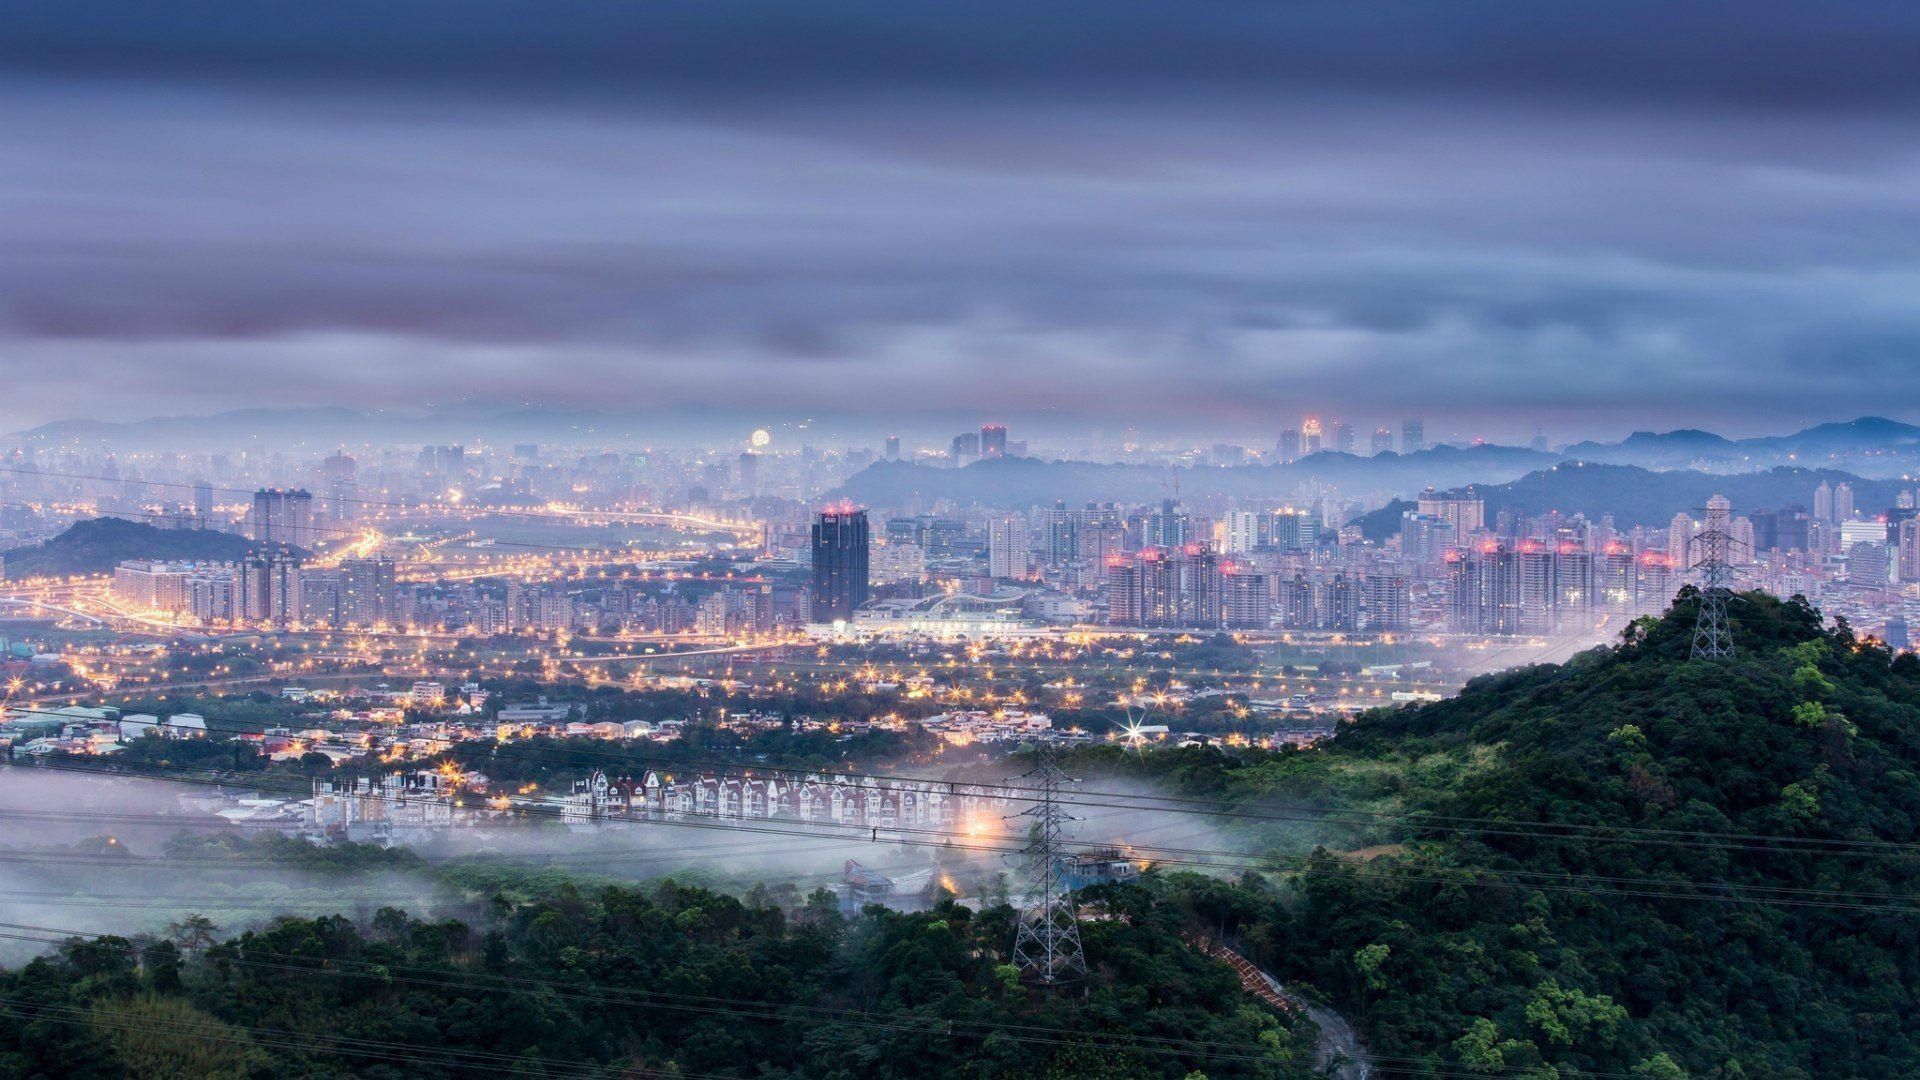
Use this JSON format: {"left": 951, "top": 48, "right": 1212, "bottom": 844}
{"left": 810, "top": 507, "right": 870, "bottom": 622}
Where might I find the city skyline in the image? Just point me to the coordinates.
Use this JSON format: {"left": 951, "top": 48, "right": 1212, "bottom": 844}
{"left": 7, "top": 4, "right": 1920, "bottom": 435}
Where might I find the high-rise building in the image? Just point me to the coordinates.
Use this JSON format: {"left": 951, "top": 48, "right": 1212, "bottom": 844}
{"left": 240, "top": 549, "right": 303, "bottom": 628}
{"left": 1105, "top": 544, "right": 1221, "bottom": 629}
{"left": 1319, "top": 573, "right": 1359, "bottom": 631}
{"left": 810, "top": 507, "right": 870, "bottom": 622}
{"left": 1399, "top": 514, "right": 1457, "bottom": 565}
{"left": 1364, "top": 572, "right": 1412, "bottom": 631}
{"left": 1899, "top": 518, "right": 1920, "bottom": 583}
{"left": 988, "top": 517, "right": 1029, "bottom": 580}
{"left": 1330, "top": 421, "right": 1355, "bottom": 455}
{"left": 342, "top": 556, "right": 399, "bottom": 627}
{"left": 1835, "top": 482, "right": 1855, "bottom": 523}
{"left": 1301, "top": 417, "right": 1323, "bottom": 455}
{"left": 1517, "top": 543, "right": 1557, "bottom": 633}
{"left": 737, "top": 452, "right": 759, "bottom": 492}
{"left": 1279, "top": 572, "right": 1317, "bottom": 629}
{"left": 191, "top": 481, "right": 214, "bottom": 525}
{"left": 884, "top": 435, "right": 901, "bottom": 461}
{"left": 249, "top": 488, "right": 315, "bottom": 548}
{"left": 1221, "top": 566, "right": 1270, "bottom": 629}
{"left": 1447, "top": 544, "right": 1521, "bottom": 634}
{"left": 1371, "top": 427, "right": 1394, "bottom": 455}
{"left": 950, "top": 432, "right": 981, "bottom": 464}
{"left": 1596, "top": 544, "right": 1637, "bottom": 612}
{"left": 1851, "top": 542, "right": 1891, "bottom": 588}
{"left": 980, "top": 424, "right": 1008, "bottom": 459}
{"left": 1268, "top": 509, "right": 1320, "bottom": 552}
{"left": 1142, "top": 499, "right": 1192, "bottom": 549}
{"left": 1669, "top": 512, "right": 1698, "bottom": 572}
{"left": 1277, "top": 429, "right": 1301, "bottom": 463}
{"left": 1402, "top": 419, "right": 1426, "bottom": 454}
{"left": 1814, "top": 481, "right": 1835, "bottom": 523}
{"left": 1416, "top": 487, "right": 1485, "bottom": 537}
{"left": 1223, "top": 510, "right": 1263, "bottom": 554}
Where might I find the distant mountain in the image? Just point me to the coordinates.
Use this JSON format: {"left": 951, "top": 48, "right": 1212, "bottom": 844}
{"left": 1561, "top": 416, "right": 1920, "bottom": 475}
{"left": 0, "top": 518, "right": 292, "bottom": 579}
{"left": 835, "top": 445, "right": 1558, "bottom": 509}
{"left": 1453, "top": 462, "right": 1909, "bottom": 528}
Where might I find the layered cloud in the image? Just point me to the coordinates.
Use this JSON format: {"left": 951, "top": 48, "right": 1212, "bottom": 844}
{"left": 3, "top": 2, "right": 1920, "bottom": 438}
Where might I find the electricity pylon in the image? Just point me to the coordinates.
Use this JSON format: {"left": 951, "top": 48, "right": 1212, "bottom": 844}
{"left": 1690, "top": 498, "right": 1739, "bottom": 659}
{"left": 1011, "top": 742, "right": 1086, "bottom": 986}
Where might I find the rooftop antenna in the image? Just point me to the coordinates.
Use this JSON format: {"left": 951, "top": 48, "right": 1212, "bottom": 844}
{"left": 1010, "top": 742, "right": 1086, "bottom": 987}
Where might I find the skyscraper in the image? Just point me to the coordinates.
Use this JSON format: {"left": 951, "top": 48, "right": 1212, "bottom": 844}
{"left": 980, "top": 424, "right": 1008, "bottom": 458}
{"left": 1814, "top": 481, "right": 1834, "bottom": 523}
{"left": 1371, "top": 427, "right": 1394, "bottom": 455}
{"left": 1402, "top": 419, "right": 1425, "bottom": 454}
{"left": 1302, "top": 417, "right": 1323, "bottom": 455}
{"left": 1330, "top": 421, "right": 1356, "bottom": 455}
{"left": 810, "top": 507, "right": 870, "bottom": 622}
{"left": 1835, "top": 482, "right": 1855, "bottom": 523}
{"left": 884, "top": 435, "right": 901, "bottom": 461}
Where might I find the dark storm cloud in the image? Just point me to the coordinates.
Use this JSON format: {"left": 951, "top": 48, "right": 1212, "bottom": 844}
{"left": 3, "top": 3, "right": 1920, "bottom": 438}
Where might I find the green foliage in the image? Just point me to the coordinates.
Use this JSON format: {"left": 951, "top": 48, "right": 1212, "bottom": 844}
{"left": 1088, "top": 593, "right": 1920, "bottom": 1078}
{"left": 0, "top": 875, "right": 1318, "bottom": 1079}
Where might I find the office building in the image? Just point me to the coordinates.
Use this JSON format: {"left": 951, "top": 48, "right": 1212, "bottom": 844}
{"left": 811, "top": 507, "right": 871, "bottom": 622}
{"left": 1402, "top": 419, "right": 1425, "bottom": 454}
{"left": 980, "top": 424, "right": 1008, "bottom": 459}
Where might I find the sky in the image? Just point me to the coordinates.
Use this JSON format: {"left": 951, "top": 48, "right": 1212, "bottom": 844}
{"left": 4, "top": 2, "right": 1920, "bottom": 443}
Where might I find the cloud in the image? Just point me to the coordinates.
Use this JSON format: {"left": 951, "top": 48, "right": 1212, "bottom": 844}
{"left": 2, "top": 4, "right": 1920, "bottom": 439}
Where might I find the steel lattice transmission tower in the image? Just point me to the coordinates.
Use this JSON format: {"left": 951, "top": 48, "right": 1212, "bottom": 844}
{"left": 1011, "top": 743, "right": 1087, "bottom": 986}
{"left": 1690, "top": 495, "right": 1739, "bottom": 659}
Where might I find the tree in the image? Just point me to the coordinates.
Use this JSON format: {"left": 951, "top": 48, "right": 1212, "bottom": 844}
{"left": 165, "top": 914, "right": 218, "bottom": 952}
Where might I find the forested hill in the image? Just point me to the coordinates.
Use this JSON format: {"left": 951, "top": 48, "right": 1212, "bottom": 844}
{"left": 1120, "top": 591, "right": 1920, "bottom": 1078}
{"left": 0, "top": 518, "right": 292, "bottom": 579}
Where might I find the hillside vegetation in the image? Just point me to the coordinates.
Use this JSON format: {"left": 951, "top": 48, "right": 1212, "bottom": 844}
{"left": 1, "top": 518, "right": 288, "bottom": 579}
{"left": 1089, "top": 591, "right": 1920, "bottom": 1077}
